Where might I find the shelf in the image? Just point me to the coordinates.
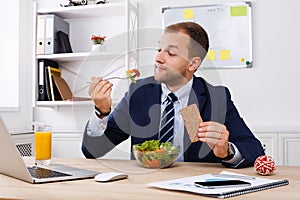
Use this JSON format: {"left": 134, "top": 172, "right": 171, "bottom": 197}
{"left": 37, "top": 2, "right": 126, "bottom": 19}
{"left": 36, "top": 100, "right": 120, "bottom": 108}
{"left": 36, "top": 100, "right": 93, "bottom": 107}
{"left": 36, "top": 51, "right": 123, "bottom": 62}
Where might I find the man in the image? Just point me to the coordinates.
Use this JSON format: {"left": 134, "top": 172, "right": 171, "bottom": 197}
{"left": 82, "top": 22, "right": 264, "bottom": 168}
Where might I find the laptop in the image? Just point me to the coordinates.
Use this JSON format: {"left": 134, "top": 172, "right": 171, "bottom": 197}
{"left": 0, "top": 117, "right": 99, "bottom": 183}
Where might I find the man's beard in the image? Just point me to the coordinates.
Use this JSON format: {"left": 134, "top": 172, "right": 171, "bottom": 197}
{"left": 154, "top": 66, "right": 187, "bottom": 87}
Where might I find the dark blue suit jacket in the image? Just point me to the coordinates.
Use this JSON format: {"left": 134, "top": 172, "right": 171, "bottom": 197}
{"left": 82, "top": 76, "right": 264, "bottom": 168}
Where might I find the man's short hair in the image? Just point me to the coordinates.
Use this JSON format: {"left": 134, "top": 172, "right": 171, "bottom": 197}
{"left": 165, "top": 22, "right": 209, "bottom": 61}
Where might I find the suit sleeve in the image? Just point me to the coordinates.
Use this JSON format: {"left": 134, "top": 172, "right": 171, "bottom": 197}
{"left": 81, "top": 91, "right": 132, "bottom": 158}
{"left": 222, "top": 87, "right": 264, "bottom": 168}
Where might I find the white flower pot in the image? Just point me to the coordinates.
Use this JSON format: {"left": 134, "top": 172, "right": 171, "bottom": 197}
{"left": 91, "top": 44, "right": 106, "bottom": 52}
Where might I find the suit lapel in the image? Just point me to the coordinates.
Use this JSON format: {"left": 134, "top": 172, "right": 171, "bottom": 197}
{"left": 145, "top": 83, "right": 161, "bottom": 107}
{"left": 145, "top": 82, "right": 161, "bottom": 139}
{"left": 188, "top": 77, "right": 207, "bottom": 113}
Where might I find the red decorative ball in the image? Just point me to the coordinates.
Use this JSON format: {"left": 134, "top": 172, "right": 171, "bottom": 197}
{"left": 254, "top": 155, "right": 276, "bottom": 175}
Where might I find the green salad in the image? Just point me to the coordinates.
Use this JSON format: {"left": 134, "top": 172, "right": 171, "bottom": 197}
{"left": 133, "top": 140, "right": 179, "bottom": 168}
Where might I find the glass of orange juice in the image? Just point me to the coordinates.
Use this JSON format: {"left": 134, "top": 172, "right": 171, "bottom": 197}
{"left": 34, "top": 125, "right": 52, "bottom": 165}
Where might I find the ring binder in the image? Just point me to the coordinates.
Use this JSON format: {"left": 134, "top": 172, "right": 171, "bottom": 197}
{"left": 37, "top": 59, "right": 59, "bottom": 101}
{"left": 57, "top": 31, "right": 73, "bottom": 53}
{"left": 45, "top": 14, "right": 70, "bottom": 54}
{"left": 36, "top": 15, "right": 46, "bottom": 55}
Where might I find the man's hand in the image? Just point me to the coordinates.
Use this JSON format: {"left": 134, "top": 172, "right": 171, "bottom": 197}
{"left": 197, "top": 121, "right": 229, "bottom": 159}
{"left": 88, "top": 76, "right": 113, "bottom": 113}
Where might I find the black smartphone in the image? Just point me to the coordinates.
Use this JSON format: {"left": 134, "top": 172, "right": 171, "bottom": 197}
{"left": 194, "top": 180, "right": 251, "bottom": 189}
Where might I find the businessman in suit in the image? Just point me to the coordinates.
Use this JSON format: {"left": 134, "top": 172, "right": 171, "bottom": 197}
{"left": 82, "top": 22, "right": 264, "bottom": 168}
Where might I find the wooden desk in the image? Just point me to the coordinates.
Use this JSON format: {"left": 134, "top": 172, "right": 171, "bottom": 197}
{"left": 0, "top": 157, "right": 298, "bottom": 200}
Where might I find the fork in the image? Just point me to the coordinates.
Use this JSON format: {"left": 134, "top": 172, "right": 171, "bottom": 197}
{"left": 105, "top": 76, "right": 130, "bottom": 80}
{"left": 86, "top": 76, "right": 132, "bottom": 84}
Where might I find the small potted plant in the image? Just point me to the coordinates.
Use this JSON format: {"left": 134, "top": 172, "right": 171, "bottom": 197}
{"left": 91, "top": 35, "right": 106, "bottom": 51}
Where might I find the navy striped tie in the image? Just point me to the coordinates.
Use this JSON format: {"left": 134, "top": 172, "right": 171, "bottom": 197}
{"left": 159, "top": 93, "right": 178, "bottom": 143}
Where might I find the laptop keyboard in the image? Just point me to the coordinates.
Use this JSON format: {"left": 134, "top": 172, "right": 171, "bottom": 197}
{"left": 27, "top": 166, "right": 72, "bottom": 179}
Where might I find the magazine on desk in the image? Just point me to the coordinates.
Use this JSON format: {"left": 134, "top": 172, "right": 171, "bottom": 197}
{"left": 148, "top": 171, "right": 289, "bottom": 198}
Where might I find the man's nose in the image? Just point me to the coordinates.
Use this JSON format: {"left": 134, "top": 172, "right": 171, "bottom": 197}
{"left": 155, "top": 50, "right": 165, "bottom": 63}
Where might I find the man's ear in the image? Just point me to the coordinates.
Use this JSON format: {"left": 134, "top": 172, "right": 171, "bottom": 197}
{"left": 189, "top": 57, "right": 201, "bottom": 72}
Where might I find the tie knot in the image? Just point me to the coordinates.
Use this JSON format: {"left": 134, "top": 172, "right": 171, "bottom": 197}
{"left": 167, "top": 93, "right": 178, "bottom": 102}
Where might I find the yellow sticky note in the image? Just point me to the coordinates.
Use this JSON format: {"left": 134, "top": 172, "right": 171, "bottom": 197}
{"left": 184, "top": 9, "right": 194, "bottom": 19}
{"left": 206, "top": 50, "right": 216, "bottom": 61}
{"left": 230, "top": 6, "right": 247, "bottom": 16}
{"left": 220, "top": 50, "right": 231, "bottom": 60}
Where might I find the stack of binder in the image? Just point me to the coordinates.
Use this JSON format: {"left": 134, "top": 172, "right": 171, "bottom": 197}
{"left": 36, "top": 14, "right": 72, "bottom": 55}
{"left": 38, "top": 59, "right": 59, "bottom": 101}
{"left": 38, "top": 59, "right": 90, "bottom": 102}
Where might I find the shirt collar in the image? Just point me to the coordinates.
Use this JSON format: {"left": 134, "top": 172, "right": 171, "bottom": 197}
{"left": 161, "top": 77, "right": 194, "bottom": 103}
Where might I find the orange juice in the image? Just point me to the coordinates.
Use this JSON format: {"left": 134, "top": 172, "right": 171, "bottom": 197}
{"left": 34, "top": 131, "right": 52, "bottom": 164}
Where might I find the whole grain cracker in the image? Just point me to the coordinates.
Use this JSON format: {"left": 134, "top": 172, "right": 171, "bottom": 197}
{"left": 180, "top": 104, "right": 203, "bottom": 143}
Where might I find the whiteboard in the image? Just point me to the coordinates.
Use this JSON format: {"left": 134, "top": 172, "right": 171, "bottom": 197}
{"left": 162, "top": 2, "right": 252, "bottom": 69}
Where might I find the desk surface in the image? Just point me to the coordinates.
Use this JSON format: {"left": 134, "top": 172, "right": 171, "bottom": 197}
{"left": 0, "top": 157, "right": 299, "bottom": 200}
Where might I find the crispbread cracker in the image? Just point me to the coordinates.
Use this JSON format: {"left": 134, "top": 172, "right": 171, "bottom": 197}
{"left": 180, "top": 104, "right": 203, "bottom": 143}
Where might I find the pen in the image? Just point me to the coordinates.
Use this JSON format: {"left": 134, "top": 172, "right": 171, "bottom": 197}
{"left": 211, "top": 174, "right": 256, "bottom": 180}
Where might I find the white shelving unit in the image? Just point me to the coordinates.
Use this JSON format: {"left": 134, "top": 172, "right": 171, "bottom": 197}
{"left": 30, "top": 0, "right": 138, "bottom": 159}
{"left": 32, "top": 0, "right": 139, "bottom": 108}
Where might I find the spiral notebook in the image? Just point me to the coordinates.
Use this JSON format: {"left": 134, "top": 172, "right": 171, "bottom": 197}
{"left": 148, "top": 171, "right": 289, "bottom": 198}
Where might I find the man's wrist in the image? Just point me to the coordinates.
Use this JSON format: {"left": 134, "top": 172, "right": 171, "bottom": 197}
{"left": 223, "top": 142, "right": 235, "bottom": 161}
{"left": 94, "top": 106, "right": 111, "bottom": 118}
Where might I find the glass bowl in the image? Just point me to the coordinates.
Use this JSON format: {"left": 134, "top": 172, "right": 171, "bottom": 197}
{"left": 132, "top": 144, "right": 179, "bottom": 168}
